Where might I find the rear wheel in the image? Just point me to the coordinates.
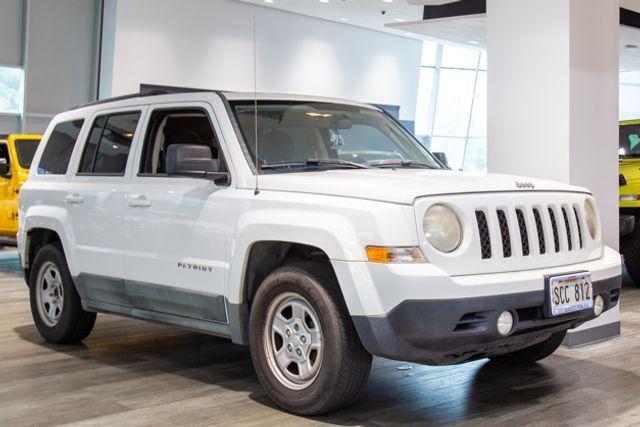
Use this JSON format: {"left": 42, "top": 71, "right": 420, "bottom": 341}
{"left": 29, "top": 243, "right": 96, "bottom": 343}
{"left": 249, "top": 262, "right": 372, "bottom": 415}
{"left": 489, "top": 330, "right": 566, "bottom": 365}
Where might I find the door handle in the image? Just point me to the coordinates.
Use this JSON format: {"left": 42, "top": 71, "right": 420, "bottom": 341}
{"left": 128, "top": 194, "right": 152, "bottom": 208}
{"left": 65, "top": 194, "right": 84, "bottom": 205}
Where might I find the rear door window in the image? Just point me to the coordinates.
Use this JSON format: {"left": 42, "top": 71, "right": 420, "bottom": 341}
{"left": 37, "top": 120, "right": 85, "bottom": 175}
{"left": 79, "top": 112, "right": 140, "bottom": 175}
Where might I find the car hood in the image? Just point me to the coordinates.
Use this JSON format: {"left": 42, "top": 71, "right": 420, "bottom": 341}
{"left": 254, "top": 169, "right": 588, "bottom": 205}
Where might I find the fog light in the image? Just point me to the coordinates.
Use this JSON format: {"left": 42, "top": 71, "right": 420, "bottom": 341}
{"left": 594, "top": 295, "right": 605, "bottom": 317}
{"left": 497, "top": 311, "right": 514, "bottom": 336}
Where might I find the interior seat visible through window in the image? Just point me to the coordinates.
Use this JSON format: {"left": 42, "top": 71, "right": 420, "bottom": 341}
{"left": 140, "top": 109, "right": 224, "bottom": 175}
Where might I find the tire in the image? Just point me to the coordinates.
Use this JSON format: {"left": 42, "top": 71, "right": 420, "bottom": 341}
{"left": 621, "top": 228, "right": 640, "bottom": 286}
{"left": 28, "top": 243, "right": 96, "bottom": 344}
{"left": 249, "top": 261, "right": 372, "bottom": 415}
{"left": 489, "top": 330, "right": 566, "bottom": 365}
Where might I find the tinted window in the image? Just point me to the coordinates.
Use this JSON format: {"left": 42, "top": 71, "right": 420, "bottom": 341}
{"left": 15, "top": 139, "right": 40, "bottom": 168}
{"left": 79, "top": 112, "right": 140, "bottom": 175}
{"left": 38, "top": 120, "right": 84, "bottom": 175}
{"left": 79, "top": 116, "right": 106, "bottom": 173}
{"left": 0, "top": 143, "right": 10, "bottom": 172}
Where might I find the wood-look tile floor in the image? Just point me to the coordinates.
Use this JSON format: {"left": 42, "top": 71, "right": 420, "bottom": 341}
{"left": 2, "top": 253, "right": 640, "bottom": 426}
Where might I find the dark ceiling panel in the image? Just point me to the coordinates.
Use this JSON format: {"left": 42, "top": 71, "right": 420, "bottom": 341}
{"left": 423, "top": 0, "right": 486, "bottom": 21}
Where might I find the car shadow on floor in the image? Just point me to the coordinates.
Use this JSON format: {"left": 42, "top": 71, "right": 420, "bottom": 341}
{"left": 13, "top": 317, "right": 640, "bottom": 425}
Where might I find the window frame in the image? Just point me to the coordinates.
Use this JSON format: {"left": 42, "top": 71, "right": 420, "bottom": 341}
{"left": 76, "top": 110, "right": 142, "bottom": 177}
{"left": 135, "top": 106, "right": 231, "bottom": 185}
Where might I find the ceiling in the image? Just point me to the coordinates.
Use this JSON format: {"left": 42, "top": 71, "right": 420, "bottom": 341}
{"left": 239, "top": 0, "right": 640, "bottom": 71}
{"left": 238, "top": 0, "right": 424, "bottom": 38}
{"left": 390, "top": 15, "right": 640, "bottom": 71}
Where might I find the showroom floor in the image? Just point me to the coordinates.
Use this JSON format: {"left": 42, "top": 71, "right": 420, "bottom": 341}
{"left": 2, "top": 250, "right": 639, "bottom": 427}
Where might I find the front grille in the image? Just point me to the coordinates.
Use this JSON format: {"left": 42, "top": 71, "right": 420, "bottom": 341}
{"left": 496, "top": 210, "right": 512, "bottom": 258}
{"left": 562, "top": 207, "right": 573, "bottom": 251}
{"left": 533, "top": 208, "right": 546, "bottom": 254}
{"left": 474, "top": 203, "right": 587, "bottom": 260}
{"left": 548, "top": 208, "right": 560, "bottom": 253}
{"left": 475, "top": 211, "right": 492, "bottom": 259}
{"left": 516, "top": 209, "right": 530, "bottom": 256}
{"left": 573, "top": 206, "right": 583, "bottom": 249}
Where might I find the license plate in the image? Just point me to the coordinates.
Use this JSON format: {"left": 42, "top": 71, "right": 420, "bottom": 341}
{"left": 548, "top": 272, "right": 593, "bottom": 316}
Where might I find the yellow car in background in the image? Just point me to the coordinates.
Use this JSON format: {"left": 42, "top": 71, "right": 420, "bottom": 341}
{"left": 619, "top": 119, "right": 640, "bottom": 284}
{"left": 0, "top": 134, "right": 41, "bottom": 241}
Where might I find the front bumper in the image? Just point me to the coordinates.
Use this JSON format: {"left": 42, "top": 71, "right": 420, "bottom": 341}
{"left": 331, "top": 246, "right": 622, "bottom": 365}
{"left": 351, "top": 275, "right": 620, "bottom": 365}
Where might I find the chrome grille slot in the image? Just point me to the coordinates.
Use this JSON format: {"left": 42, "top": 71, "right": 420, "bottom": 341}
{"left": 562, "top": 207, "right": 573, "bottom": 251}
{"left": 516, "top": 209, "right": 530, "bottom": 256}
{"left": 496, "top": 210, "right": 512, "bottom": 258}
{"left": 548, "top": 207, "right": 560, "bottom": 253}
{"left": 533, "top": 208, "right": 546, "bottom": 254}
{"left": 475, "top": 211, "right": 492, "bottom": 259}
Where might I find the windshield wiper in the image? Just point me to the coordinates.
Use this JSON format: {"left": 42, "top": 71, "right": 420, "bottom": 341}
{"left": 260, "top": 159, "right": 368, "bottom": 171}
{"left": 370, "top": 160, "right": 438, "bottom": 169}
{"left": 304, "top": 158, "right": 369, "bottom": 169}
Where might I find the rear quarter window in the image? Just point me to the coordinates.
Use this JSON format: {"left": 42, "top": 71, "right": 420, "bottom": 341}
{"left": 37, "top": 120, "right": 85, "bottom": 175}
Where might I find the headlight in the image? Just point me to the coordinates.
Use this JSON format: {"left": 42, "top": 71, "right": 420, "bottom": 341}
{"left": 584, "top": 199, "right": 598, "bottom": 240}
{"left": 423, "top": 204, "right": 462, "bottom": 253}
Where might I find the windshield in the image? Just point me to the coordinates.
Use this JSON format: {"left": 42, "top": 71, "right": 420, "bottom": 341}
{"left": 15, "top": 139, "right": 40, "bottom": 168}
{"left": 620, "top": 124, "right": 640, "bottom": 157}
{"left": 230, "top": 101, "right": 442, "bottom": 173}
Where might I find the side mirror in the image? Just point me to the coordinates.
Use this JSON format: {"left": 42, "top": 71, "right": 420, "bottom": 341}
{"left": 433, "top": 152, "right": 449, "bottom": 169}
{"left": 166, "top": 144, "right": 229, "bottom": 184}
{"left": 0, "top": 158, "right": 9, "bottom": 176}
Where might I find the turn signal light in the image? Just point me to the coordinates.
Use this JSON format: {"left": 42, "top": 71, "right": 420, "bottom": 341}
{"left": 365, "top": 246, "right": 425, "bottom": 263}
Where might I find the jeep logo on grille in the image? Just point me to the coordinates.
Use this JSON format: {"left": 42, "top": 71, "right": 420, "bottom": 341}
{"left": 515, "top": 181, "right": 535, "bottom": 189}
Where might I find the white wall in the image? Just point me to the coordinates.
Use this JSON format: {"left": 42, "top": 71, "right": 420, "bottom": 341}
{"left": 0, "top": 0, "right": 23, "bottom": 67}
{"left": 102, "top": 0, "right": 422, "bottom": 121}
{"left": 24, "top": 0, "right": 99, "bottom": 133}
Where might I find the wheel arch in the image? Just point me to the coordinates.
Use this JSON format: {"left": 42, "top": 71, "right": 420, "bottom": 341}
{"left": 21, "top": 206, "right": 77, "bottom": 278}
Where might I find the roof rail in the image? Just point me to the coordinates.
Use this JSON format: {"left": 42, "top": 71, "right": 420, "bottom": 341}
{"left": 70, "top": 89, "right": 174, "bottom": 110}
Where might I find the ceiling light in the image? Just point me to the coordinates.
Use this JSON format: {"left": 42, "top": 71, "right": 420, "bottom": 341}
{"left": 394, "top": 18, "right": 405, "bottom": 22}
{"left": 319, "top": 0, "right": 329, "bottom": 3}
{"left": 468, "top": 40, "right": 479, "bottom": 45}
{"left": 340, "top": 17, "right": 349, "bottom": 21}
{"left": 382, "top": 0, "right": 393, "bottom": 3}
{"left": 264, "top": 0, "right": 274, "bottom": 3}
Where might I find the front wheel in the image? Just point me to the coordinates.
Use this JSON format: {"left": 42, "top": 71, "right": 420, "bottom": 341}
{"left": 249, "top": 262, "right": 372, "bottom": 415}
{"left": 489, "top": 330, "right": 566, "bottom": 365}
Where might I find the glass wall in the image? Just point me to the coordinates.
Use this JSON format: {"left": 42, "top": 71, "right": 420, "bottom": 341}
{"left": 414, "top": 42, "right": 487, "bottom": 172}
{"left": 620, "top": 71, "right": 640, "bottom": 121}
{"left": 0, "top": 66, "right": 24, "bottom": 115}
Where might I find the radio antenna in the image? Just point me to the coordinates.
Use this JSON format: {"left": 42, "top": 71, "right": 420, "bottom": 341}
{"left": 253, "top": 16, "right": 260, "bottom": 195}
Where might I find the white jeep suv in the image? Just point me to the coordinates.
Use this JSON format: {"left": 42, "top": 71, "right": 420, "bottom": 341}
{"left": 18, "top": 90, "right": 621, "bottom": 415}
